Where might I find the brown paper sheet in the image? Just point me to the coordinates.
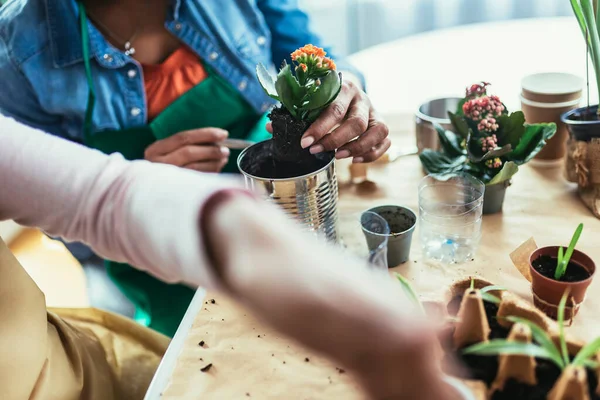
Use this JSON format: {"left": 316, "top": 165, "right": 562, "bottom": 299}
{"left": 161, "top": 129, "right": 600, "bottom": 398}
{"left": 509, "top": 237, "right": 537, "bottom": 282}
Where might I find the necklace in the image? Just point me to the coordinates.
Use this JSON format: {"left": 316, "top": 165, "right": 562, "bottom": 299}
{"left": 87, "top": 11, "right": 140, "bottom": 56}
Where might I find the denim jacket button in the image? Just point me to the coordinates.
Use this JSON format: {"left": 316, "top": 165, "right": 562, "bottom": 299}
{"left": 238, "top": 80, "right": 248, "bottom": 91}
{"left": 256, "top": 36, "right": 267, "bottom": 46}
{"left": 130, "top": 107, "right": 141, "bottom": 117}
{"left": 127, "top": 69, "right": 137, "bottom": 79}
{"left": 103, "top": 54, "right": 113, "bottom": 63}
{"left": 209, "top": 52, "right": 219, "bottom": 61}
{"left": 174, "top": 23, "right": 182, "bottom": 31}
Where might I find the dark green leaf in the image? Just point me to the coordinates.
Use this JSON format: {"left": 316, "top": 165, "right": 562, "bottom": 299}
{"left": 498, "top": 112, "right": 526, "bottom": 149}
{"left": 506, "top": 316, "right": 565, "bottom": 369}
{"left": 463, "top": 340, "right": 558, "bottom": 362}
{"left": 455, "top": 98, "right": 467, "bottom": 117}
{"left": 488, "top": 161, "right": 519, "bottom": 185}
{"left": 466, "top": 131, "right": 512, "bottom": 162}
{"left": 573, "top": 336, "right": 600, "bottom": 367}
{"left": 419, "top": 150, "right": 467, "bottom": 175}
{"left": 434, "top": 123, "right": 465, "bottom": 158}
{"left": 449, "top": 112, "right": 470, "bottom": 139}
{"left": 275, "top": 63, "right": 304, "bottom": 118}
{"left": 510, "top": 123, "right": 557, "bottom": 164}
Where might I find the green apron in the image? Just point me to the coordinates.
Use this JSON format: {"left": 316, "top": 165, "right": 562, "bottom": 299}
{"left": 78, "top": 3, "right": 270, "bottom": 336}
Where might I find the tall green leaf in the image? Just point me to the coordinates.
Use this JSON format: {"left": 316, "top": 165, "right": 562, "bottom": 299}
{"left": 488, "top": 161, "right": 518, "bottom": 185}
{"left": 560, "top": 223, "right": 584, "bottom": 277}
{"left": 509, "top": 123, "right": 557, "bottom": 164}
{"left": 572, "top": 0, "right": 591, "bottom": 46}
{"left": 434, "top": 123, "right": 465, "bottom": 158}
{"left": 256, "top": 63, "right": 280, "bottom": 101}
{"left": 573, "top": 336, "right": 600, "bottom": 367}
{"left": 506, "top": 316, "right": 565, "bottom": 369}
{"left": 558, "top": 293, "right": 570, "bottom": 366}
{"left": 555, "top": 246, "right": 566, "bottom": 280}
{"left": 498, "top": 112, "right": 526, "bottom": 149}
{"left": 463, "top": 340, "right": 559, "bottom": 361}
{"left": 394, "top": 273, "right": 425, "bottom": 314}
{"left": 580, "top": 0, "right": 600, "bottom": 109}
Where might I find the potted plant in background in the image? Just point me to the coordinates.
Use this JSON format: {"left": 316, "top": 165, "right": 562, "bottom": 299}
{"left": 237, "top": 45, "right": 343, "bottom": 241}
{"left": 562, "top": 1, "right": 600, "bottom": 219}
{"left": 529, "top": 223, "right": 596, "bottom": 320}
{"left": 419, "top": 82, "right": 557, "bottom": 214}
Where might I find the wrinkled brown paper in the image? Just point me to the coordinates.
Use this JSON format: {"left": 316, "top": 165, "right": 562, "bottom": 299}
{"left": 509, "top": 237, "right": 538, "bottom": 282}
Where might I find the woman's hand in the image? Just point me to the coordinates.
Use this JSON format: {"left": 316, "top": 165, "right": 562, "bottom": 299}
{"left": 144, "top": 128, "right": 230, "bottom": 173}
{"left": 301, "top": 81, "right": 391, "bottom": 164}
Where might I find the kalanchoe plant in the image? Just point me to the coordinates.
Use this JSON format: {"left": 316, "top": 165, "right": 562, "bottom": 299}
{"left": 419, "top": 82, "right": 557, "bottom": 185}
{"left": 555, "top": 223, "right": 584, "bottom": 281}
{"left": 257, "top": 44, "right": 342, "bottom": 122}
{"left": 257, "top": 44, "right": 342, "bottom": 163}
{"left": 463, "top": 293, "right": 600, "bottom": 371}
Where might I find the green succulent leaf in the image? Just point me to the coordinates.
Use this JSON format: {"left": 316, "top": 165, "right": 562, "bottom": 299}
{"left": 419, "top": 150, "right": 467, "bottom": 175}
{"left": 256, "top": 63, "right": 280, "bottom": 101}
{"left": 394, "top": 273, "right": 425, "bottom": 314}
{"left": 510, "top": 123, "right": 557, "bottom": 164}
{"left": 488, "top": 161, "right": 519, "bottom": 186}
{"left": 498, "top": 112, "right": 526, "bottom": 149}
{"left": 506, "top": 316, "right": 565, "bottom": 369}
{"left": 275, "top": 63, "right": 304, "bottom": 118}
{"left": 463, "top": 340, "right": 559, "bottom": 363}
{"left": 303, "top": 71, "right": 342, "bottom": 111}
{"left": 573, "top": 336, "right": 600, "bottom": 367}
{"left": 449, "top": 112, "right": 470, "bottom": 139}
{"left": 435, "top": 123, "right": 465, "bottom": 158}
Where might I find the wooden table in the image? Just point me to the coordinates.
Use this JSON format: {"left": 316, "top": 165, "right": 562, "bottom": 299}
{"left": 145, "top": 116, "right": 600, "bottom": 399}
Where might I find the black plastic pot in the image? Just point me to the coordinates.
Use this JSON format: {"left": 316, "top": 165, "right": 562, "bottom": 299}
{"left": 483, "top": 181, "right": 509, "bottom": 215}
{"left": 561, "top": 105, "right": 600, "bottom": 142}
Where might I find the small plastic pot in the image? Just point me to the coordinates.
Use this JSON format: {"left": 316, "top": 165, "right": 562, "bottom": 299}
{"left": 364, "top": 205, "right": 417, "bottom": 267}
{"left": 529, "top": 246, "right": 596, "bottom": 319}
{"left": 483, "top": 181, "right": 510, "bottom": 215}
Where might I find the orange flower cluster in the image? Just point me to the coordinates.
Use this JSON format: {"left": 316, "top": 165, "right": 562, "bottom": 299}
{"left": 291, "top": 44, "right": 326, "bottom": 60}
{"left": 291, "top": 44, "right": 336, "bottom": 71}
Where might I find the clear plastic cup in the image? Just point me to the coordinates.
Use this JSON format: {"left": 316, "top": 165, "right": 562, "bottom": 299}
{"left": 418, "top": 173, "right": 485, "bottom": 264}
{"left": 339, "top": 211, "right": 390, "bottom": 271}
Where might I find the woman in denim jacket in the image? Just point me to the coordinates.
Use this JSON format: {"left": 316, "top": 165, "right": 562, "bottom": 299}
{"left": 0, "top": 0, "right": 391, "bottom": 336}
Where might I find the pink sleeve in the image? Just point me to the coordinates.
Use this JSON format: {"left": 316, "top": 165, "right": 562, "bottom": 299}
{"left": 0, "top": 115, "right": 241, "bottom": 290}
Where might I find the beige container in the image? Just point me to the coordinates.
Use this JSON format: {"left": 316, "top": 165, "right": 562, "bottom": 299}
{"left": 521, "top": 73, "right": 583, "bottom": 161}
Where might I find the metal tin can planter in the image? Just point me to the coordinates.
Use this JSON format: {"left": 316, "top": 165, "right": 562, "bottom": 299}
{"left": 238, "top": 141, "right": 339, "bottom": 241}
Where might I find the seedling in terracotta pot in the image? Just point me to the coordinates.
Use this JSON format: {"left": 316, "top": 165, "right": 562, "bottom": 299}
{"left": 257, "top": 45, "right": 342, "bottom": 164}
{"left": 529, "top": 223, "right": 595, "bottom": 320}
{"left": 463, "top": 294, "right": 600, "bottom": 398}
{"left": 419, "top": 82, "right": 557, "bottom": 214}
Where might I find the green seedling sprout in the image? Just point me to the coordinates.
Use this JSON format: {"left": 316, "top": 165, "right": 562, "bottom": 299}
{"left": 554, "top": 223, "right": 584, "bottom": 281}
{"left": 469, "top": 279, "right": 506, "bottom": 305}
{"left": 395, "top": 273, "right": 425, "bottom": 314}
{"left": 463, "top": 292, "right": 600, "bottom": 371}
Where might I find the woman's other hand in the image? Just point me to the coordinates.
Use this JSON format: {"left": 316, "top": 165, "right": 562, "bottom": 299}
{"left": 145, "top": 128, "right": 230, "bottom": 173}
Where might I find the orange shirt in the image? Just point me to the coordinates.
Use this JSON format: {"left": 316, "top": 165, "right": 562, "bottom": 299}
{"left": 142, "top": 46, "right": 208, "bottom": 120}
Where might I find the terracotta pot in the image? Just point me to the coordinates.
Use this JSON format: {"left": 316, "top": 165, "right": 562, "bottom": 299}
{"left": 529, "top": 246, "right": 596, "bottom": 319}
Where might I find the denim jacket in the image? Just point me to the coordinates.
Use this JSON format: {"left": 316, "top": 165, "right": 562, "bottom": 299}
{"left": 0, "top": 0, "right": 362, "bottom": 142}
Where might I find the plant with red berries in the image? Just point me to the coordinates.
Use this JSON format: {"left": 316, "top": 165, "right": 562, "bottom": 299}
{"left": 420, "top": 82, "right": 557, "bottom": 185}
